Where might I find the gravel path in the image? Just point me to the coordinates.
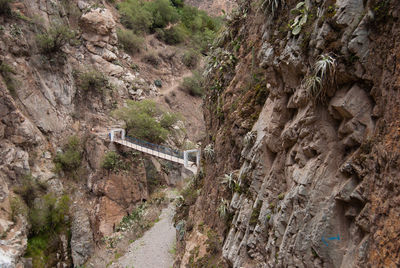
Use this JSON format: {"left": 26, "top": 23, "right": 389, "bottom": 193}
{"left": 112, "top": 203, "right": 176, "bottom": 268}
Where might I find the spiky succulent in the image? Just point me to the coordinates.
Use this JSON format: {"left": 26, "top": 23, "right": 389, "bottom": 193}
{"left": 220, "top": 172, "right": 237, "bottom": 190}
{"left": 244, "top": 131, "right": 257, "bottom": 146}
{"left": 204, "top": 143, "right": 215, "bottom": 160}
{"left": 303, "top": 54, "right": 336, "bottom": 103}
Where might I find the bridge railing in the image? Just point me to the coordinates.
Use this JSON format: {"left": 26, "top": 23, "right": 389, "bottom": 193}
{"left": 124, "top": 135, "right": 184, "bottom": 159}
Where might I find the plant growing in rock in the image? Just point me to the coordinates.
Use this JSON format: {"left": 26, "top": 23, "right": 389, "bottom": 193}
{"left": 314, "top": 54, "right": 336, "bottom": 83}
{"left": 75, "top": 68, "right": 109, "bottom": 93}
{"left": 203, "top": 144, "right": 215, "bottom": 160}
{"left": 243, "top": 131, "right": 257, "bottom": 146}
{"left": 36, "top": 23, "right": 75, "bottom": 54}
{"left": 54, "top": 135, "right": 82, "bottom": 172}
{"left": 303, "top": 54, "right": 336, "bottom": 103}
{"left": 289, "top": 1, "right": 310, "bottom": 35}
{"left": 101, "top": 151, "right": 128, "bottom": 172}
{"left": 220, "top": 172, "right": 237, "bottom": 191}
{"left": 217, "top": 198, "right": 229, "bottom": 218}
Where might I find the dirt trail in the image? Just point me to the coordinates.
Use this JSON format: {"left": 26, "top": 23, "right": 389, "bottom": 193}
{"left": 111, "top": 193, "right": 177, "bottom": 268}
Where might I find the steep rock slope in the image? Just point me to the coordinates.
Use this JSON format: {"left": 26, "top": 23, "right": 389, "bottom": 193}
{"left": 0, "top": 0, "right": 200, "bottom": 266}
{"left": 177, "top": 0, "right": 400, "bottom": 267}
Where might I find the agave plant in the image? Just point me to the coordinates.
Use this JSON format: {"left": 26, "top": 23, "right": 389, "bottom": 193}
{"left": 220, "top": 172, "right": 237, "bottom": 190}
{"left": 217, "top": 198, "right": 230, "bottom": 218}
{"left": 204, "top": 143, "right": 215, "bottom": 160}
{"left": 244, "top": 131, "right": 257, "bottom": 146}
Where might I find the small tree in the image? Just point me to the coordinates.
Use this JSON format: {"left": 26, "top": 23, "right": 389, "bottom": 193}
{"left": 36, "top": 23, "right": 75, "bottom": 54}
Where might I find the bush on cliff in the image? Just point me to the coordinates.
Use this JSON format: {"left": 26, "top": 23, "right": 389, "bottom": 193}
{"left": 36, "top": 23, "right": 75, "bottom": 54}
{"left": 54, "top": 135, "right": 82, "bottom": 172}
{"left": 75, "top": 68, "right": 109, "bottom": 92}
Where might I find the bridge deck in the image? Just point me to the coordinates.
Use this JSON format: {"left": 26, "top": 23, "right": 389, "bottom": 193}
{"left": 115, "top": 139, "right": 197, "bottom": 173}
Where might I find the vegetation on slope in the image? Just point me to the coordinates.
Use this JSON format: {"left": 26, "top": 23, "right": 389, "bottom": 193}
{"left": 116, "top": 0, "right": 222, "bottom": 53}
{"left": 12, "top": 174, "right": 70, "bottom": 267}
{"left": 112, "top": 99, "right": 180, "bottom": 143}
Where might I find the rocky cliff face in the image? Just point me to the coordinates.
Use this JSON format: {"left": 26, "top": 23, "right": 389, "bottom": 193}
{"left": 0, "top": 0, "right": 196, "bottom": 266}
{"left": 177, "top": 0, "right": 400, "bottom": 267}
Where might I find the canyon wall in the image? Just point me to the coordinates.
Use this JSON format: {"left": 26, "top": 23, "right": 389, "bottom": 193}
{"left": 0, "top": 0, "right": 195, "bottom": 266}
{"left": 177, "top": 0, "right": 400, "bottom": 267}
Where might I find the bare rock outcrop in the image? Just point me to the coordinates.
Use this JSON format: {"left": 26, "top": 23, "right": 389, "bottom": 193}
{"left": 71, "top": 208, "right": 94, "bottom": 267}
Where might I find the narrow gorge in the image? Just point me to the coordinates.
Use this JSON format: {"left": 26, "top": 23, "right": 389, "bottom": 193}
{"left": 0, "top": 0, "right": 399, "bottom": 268}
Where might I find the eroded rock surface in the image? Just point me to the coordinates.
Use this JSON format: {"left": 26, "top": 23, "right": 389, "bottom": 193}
{"left": 177, "top": 1, "right": 400, "bottom": 268}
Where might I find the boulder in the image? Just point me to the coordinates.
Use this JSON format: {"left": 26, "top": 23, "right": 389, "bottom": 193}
{"left": 81, "top": 8, "right": 117, "bottom": 45}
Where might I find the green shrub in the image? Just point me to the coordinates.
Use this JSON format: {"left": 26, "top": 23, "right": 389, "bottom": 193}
{"left": 29, "top": 194, "right": 70, "bottom": 235}
{"left": 146, "top": 0, "right": 179, "bottom": 29}
{"left": 25, "top": 233, "right": 49, "bottom": 267}
{"left": 182, "top": 49, "right": 200, "bottom": 69}
{"left": 75, "top": 69, "right": 108, "bottom": 92}
{"left": 54, "top": 135, "right": 82, "bottom": 172}
{"left": 112, "top": 99, "right": 179, "bottom": 143}
{"left": 155, "top": 25, "right": 186, "bottom": 45}
{"left": 0, "top": 0, "right": 12, "bottom": 16}
{"left": 180, "top": 71, "right": 204, "bottom": 96}
{"left": 179, "top": 5, "right": 221, "bottom": 52}
{"left": 101, "top": 151, "right": 129, "bottom": 171}
{"left": 36, "top": 23, "right": 75, "bottom": 54}
{"left": 119, "top": 0, "right": 179, "bottom": 33}
{"left": 10, "top": 196, "right": 28, "bottom": 221}
{"left": 160, "top": 112, "right": 179, "bottom": 129}
{"left": 117, "top": 28, "right": 144, "bottom": 54}
{"left": 117, "top": 0, "right": 220, "bottom": 51}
